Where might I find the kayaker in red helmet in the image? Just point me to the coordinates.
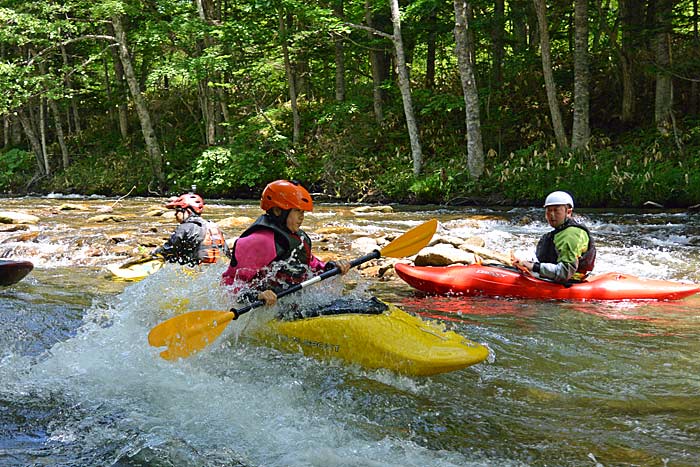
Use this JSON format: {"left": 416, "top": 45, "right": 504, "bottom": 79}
{"left": 154, "top": 192, "right": 230, "bottom": 266}
{"left": 222, "top": 180, "right": 350, "bottom": 306}
{"left": 512, "top": 190, "right": 596, "bottom": 283}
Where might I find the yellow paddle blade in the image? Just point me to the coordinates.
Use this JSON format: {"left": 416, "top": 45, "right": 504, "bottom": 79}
{"left": 147, "top": 310, "right": 235, "bottom": 360}
{"left": 380, "top": 219, "right": 437, "bottom": 258}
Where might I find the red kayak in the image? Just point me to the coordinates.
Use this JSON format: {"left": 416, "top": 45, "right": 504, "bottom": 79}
{"left": 395, "top": 262, "right": 700, "bottom": 301}
{"left": 0, "top": 260, "right": 34, "bottom": 286}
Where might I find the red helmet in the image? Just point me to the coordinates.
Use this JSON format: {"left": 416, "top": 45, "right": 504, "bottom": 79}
{"left": 260, "top": 180, "right": 313, "bottom": 212}
{"left": 165, "top": 193, "right": 205, "bottom": 214}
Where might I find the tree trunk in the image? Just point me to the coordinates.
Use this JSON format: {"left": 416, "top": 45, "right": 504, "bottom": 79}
{"left": 196, "top": 0, "right": 228, "bottom": 146}
{"left": 365, "top": 0, "right": 387, "bottom": 124}
{"left": 654, "top": 0, "right": 674, "bottom": 134}
{"left": 48, "top": 98, "right": 70, "bottom": 170}
{"left": 34, "top": 54, "right": 62, "bottom": 172}
{"left": 9, "top": 117, "right": 21, "bottom": 146}
{"left": 619, "top": 51, "right": 635, "bottom": 122}
{"left": 491, "top": 0, "right": 505, "bottom": 88}
{"left": 389, "top": 0, "right": 423, "bottom": 176}
{"left": 619, "top": 0, "right": 641, "bottom": 122}
{"left": 425, "top": 12, "right": 436, "bottom": 89}
{"left": 107, "top": 24, "right": 129, "bottom": 140}
{"left": 453, "top": 0, "right": 484, "bottom": 179}
{"left": 39, "top": 55, "right": 70, "bottom": 168}
{"left": 198, "top": 80, "right": 217, "bottom": 145}
{"left": 111, "top": 15, "right": 165, "bottom": 190}
{"left": 691, "top": 0, "right": 699, "bottom": 113}
{"left": 571, "top": 0, "right": 590, "bottom": 149}
{"left": 509, "top": 0, "right": 530, "bottom": 55}
{"left": 279, "top": 9, "right": 301, "bottom": 145}
{"left": 333, "top": 0, "right": 346, "bottom": 101}
{"left": 60, "top": 43, "right": 81, "bottom": 135}
{"left": 2, "top": 116, "right": 8, "bottom": 149}
{"left": 17, "top": 109, "right": 46, "bottom": 176}
{"left": 39, "top": 99, "right": 50, "bottom": 176}
{"left": 217, "top": 86, "right": 232, "bottom": 143}
{"left": 596, "top": 0, "right": 635, "bottom": 123}
{"left": 533, "top": 0, "right": 568, "bottom": 148}
{"left": 295, "top": 54, "right": 310, "bottom": 99}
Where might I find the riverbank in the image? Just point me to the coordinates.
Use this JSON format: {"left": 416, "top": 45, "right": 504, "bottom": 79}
{"left": 2, "top": 114, "right": 699, "bottom": 209}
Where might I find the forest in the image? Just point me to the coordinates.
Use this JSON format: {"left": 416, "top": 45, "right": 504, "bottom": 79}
{"left": 0, "top": 0, "right": 698, "bottom": 207}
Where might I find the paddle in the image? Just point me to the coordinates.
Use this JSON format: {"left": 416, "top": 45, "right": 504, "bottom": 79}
{"left": 458, "top": 243, "right": 513, "bottom": 266}
{"left": 460, "top": 245, "right": 548, "bottom": 280}
{"left": 147, "top": 218, "right": 438, "bottom": 360}
{"left": 509, "top": 250, "right": 533, "bottom": 276}
{"left": 457, "top": 243, "right": 534, "bottom": 275}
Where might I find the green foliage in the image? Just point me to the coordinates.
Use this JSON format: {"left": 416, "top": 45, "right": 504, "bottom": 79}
{"left": 189, "top": 123, "right": 290, "bottom": 196}
{"left": 1, "top": 0, "right": 699, "bottom": 209}
{"left": 470, "top": 122, "right": 700, "bottom": 208}
{"left": 0, "top": 149, "right": 34, "bottom": 193}
{"left": 41, "top": 148, "right": 153, "bottom": 195}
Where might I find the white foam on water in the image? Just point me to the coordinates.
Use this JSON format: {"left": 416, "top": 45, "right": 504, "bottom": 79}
{"left": 5, "top": 261, "right": 509, "bottom": 467}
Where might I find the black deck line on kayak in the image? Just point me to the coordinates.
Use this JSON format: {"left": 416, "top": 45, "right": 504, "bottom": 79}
{"left": 277, "top": 297, "right": 389, "bottom": 321}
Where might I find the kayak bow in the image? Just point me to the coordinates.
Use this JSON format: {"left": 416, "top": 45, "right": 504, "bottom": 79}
{"left": 0, "top": 260, "right": 33, "bottom": 286}
{"left": 107, "top": 256, "right": 164, "bottom": 281}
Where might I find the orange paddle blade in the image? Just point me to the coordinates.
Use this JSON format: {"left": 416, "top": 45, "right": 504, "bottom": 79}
{"left": 147, "top": 310, "right": 235, "bottom": 360}
{"left": 380, "top": 219, "right": 437, "bottom": 258}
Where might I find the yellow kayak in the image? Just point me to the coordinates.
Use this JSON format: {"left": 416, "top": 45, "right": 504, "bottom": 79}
{"left": 106, "top": 256, "right": 164, "bottom": 281}
{"left": 250, "top": 298, "right": 488, "bottom": 376}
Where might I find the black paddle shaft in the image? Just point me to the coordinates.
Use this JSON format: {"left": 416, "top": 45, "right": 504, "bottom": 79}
{"left": 230, "top": 250, "right": 382, "bottom": 319}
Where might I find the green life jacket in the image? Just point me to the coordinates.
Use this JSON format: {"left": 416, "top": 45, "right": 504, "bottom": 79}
{"left": 535, "top": 218, "right": 596, "bottom": 274}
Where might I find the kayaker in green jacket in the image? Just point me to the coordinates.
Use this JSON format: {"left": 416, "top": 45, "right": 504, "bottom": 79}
{"left": 222, "top": 180, "right": 351, "bottom": 306}
{"left": 512, "top": 191, "right": 596, "bottom": 283}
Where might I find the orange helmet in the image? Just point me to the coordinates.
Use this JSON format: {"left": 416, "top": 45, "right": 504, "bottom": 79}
{"left": 260, "top": 180, "right": 313, "bottom": 212}
{"left": 165, "top": 193, "right": 205, "bottom": 214}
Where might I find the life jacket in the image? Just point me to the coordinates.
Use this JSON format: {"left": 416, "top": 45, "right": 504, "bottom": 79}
{"left": 197, "top": 220, "right": 227, "bottom": 263}
{"left": 535, "top": 218, "right": 596, "bottom": 274}
{"left": 234, "top": 214, "right": 314, "bottom": 284}
{"left": 186, "top": 216, "right": 227, "bottom": 264}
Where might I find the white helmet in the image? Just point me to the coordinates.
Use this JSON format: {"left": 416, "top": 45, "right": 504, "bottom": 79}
{"left": 543, "top": 191, "right": 574, "bottom": 208}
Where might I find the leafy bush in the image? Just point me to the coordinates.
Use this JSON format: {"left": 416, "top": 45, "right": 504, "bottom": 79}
{"left": 0, "top": 149, "right": 35, "bottom": 193}
{"left": 190, "top": 134, "right": 289, "bottom": 196}
{"left": 41, "top": 149, "right": 153, "bottom": 195}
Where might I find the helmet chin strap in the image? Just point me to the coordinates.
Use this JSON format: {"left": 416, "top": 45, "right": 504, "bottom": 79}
{"left": 267, "top": 208, "right": 292, "bottom": 231}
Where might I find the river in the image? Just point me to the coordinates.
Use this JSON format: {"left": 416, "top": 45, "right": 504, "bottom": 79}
{"left": 1, "top": 195, "right": 699, "bottom": 467}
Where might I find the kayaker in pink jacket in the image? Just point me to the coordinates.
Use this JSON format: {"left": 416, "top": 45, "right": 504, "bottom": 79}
{"left": 222, "top": 180, "right": 350, "bottom": 306}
